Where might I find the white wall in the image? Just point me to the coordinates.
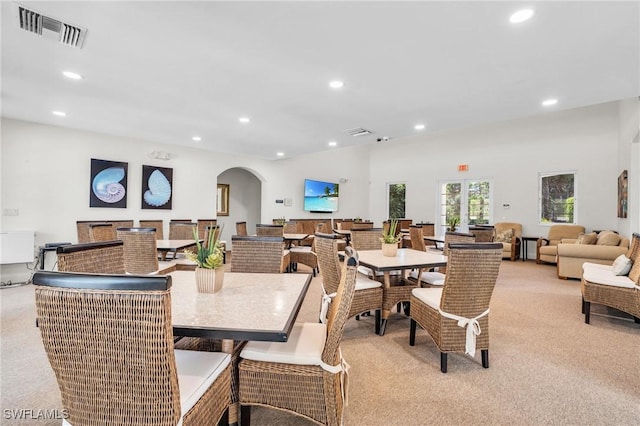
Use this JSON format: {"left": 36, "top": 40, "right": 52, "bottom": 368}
{"left": 368, "top": 101, "right": 625, "bottom": 245}
{"left": 1, "top": 99, "right": 637, "bottom": 281}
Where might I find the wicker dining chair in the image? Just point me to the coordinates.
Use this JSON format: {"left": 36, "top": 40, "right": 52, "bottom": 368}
{"left": 197, "top": 219, "right": 217, "bottom": 240}
{"left": 230, "top": 236, "right": 290, "bottom": 273}
{"left": 256, "top": 224, "right": 285, "bottom": 237}
{"left": 409, "top": 243, "right": 503, "bottom": 373}
{"left": 116, "top": 227, "right": 159, "bottom": 274}
{"left": 413, "top": 231, "right": 476, "bottom": 286}
{"left": 238, "top": 247, "right": 358, "bottom": 426}
{"left": 88, "top": 222, "right": 116, "bottom": 242}
{"left": 315, "top": 232, "right": 382, "bottom": 334}
{"left": 139, "top": 220, "right": 164, "bottom": 239}
{"left": 235, "top": 221, "right": 248, "bottom": 236}
{"left": 581, "top": 233, "right": 640, "bottom": 324}
{"left": 33, "top": 271, "right": 232, "bottom": 426}
{"left": 56, "top": 240, "right": 126, "bottom": 274}
{"left": 169, "top": 221, "right": 197, "bottom": 239}
{"left": 350, "top": 228, "right": 400, "bottom": 280}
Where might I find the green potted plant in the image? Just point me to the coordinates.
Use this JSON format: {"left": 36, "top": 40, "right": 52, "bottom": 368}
{"left": 380, "top": 218, "right": 402, "bottom": 256}
{"left": 185, "top": 224, "right": 225, "bottom": 293}
{"left": 447, "top": 216, "right": 459, "bottom": 232}
{"left": 275, "top": 216, "right": 286, "bottom": 225}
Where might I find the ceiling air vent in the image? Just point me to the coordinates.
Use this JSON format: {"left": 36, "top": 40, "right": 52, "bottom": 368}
{"left": 344, "top": 127, "right": 374, "bottom": 137}
{"left": 16, "top": 4, "right": 87, "bottom": 48}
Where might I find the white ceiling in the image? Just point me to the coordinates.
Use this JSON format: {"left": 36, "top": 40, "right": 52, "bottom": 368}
{"left": 2, "top": 1, "right": 639, "bottom": 160}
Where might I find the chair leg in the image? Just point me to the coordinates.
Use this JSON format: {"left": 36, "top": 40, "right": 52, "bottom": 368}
{"left": 409, "top": 319, "right": 416, "bottom": 345}
{"left": 355, "top": 314, "right": 360, "bottom": 321}
{"left": 375, "top": 309, "right": 381, "bottom": 335}
{"left": 217, "top": 408, "right": 229, "bottom": 426}
{"left": 240, "top": 405, "right": 251, "bottom": 426}
{"left": 396, "top": 303, "right": 401, "bottom": 313}
{"left": 584, "top": 301, "right": 591, "bottom": 324}
{"left": 634, "top": 317, "right": 640, "bottom": 324}
{"left": 481, "top": 349, "right": 489, "bottom": 368}
{"left": 581, "top": 297, "right": 585, "bottom": 314}
{"left": 440, "top": 352, "right": 448, "bottom": 373}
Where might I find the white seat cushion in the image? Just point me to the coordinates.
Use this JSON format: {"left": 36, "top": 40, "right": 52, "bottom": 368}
{"left": 582, "top": 268, "right": 636, "bottom": 289}
{"left": 174, "top": 350, "right": 231, "bottom": 419}
{"left": 409, "top": 270, "right": 445, "bottom": 285}
{"left": 411, "top": 287, "right": 443, "bottom": 309}
{"left": 355, "top": 275, "right": 382, "bottom": 290}
{"left": 357, "top": 265, "right": 401, "bottom": 277}
{"left": 582, "top": 262, "right": 613, "bottom": 272}
{"left": 241, "top": 322, "right": 326, "bottom": 365}
{"left": 290, "top": 246, "right": 312, "bottom": 253}
{"left": 64, "top": 351, "right": 231, "bottom": 426}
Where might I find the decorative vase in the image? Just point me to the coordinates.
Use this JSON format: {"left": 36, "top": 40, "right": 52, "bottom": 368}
{"left": 381, "top": 243, "right": 398, "bottom": 257}
{"left": 195, "top": 267, "right": 224, "bottom": 293}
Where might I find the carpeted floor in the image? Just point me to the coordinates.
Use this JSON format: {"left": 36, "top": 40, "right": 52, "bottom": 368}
{"left": 1, "top": 260, "right": 639, "bottom": 425}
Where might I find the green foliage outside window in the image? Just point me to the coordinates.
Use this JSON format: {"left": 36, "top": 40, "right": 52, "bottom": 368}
{"left": 388, "top": 183, "right": 406, "bottom": 219}
{"left": 540, "top": 173, "right": 575, "bottom": 223}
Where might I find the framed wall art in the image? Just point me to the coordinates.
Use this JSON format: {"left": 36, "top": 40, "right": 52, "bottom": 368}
{"left": 217, "top": 184, "right": 229, "bottom": 216}
{"left": 618, "top": 170, "right": 628, "bottom": 218}
{"left": 142, "top": 165, "right": 173, "bottom": 210}
{"left": 90, "top": 158, "right": 128, "bottom": 208}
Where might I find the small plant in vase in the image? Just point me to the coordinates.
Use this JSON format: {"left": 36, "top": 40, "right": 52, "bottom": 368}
{"left": 447, "top": 216, "right": 459, "bottom": 232}
{"left": 380, "top": 218, "right": 402, "bottom": 257}
{"left": 185, "top": 224, "right": 225, "bottom": 293}
{"left": 275, "top": 216, "right": 286, "bottom": 225}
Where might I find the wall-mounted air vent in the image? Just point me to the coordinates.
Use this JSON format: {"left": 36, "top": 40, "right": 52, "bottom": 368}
{"left": 344, "top": 127, "right": 374, "bottom": 137}
{"left": 16, "top": 4, "right": 87, "bottom": 48}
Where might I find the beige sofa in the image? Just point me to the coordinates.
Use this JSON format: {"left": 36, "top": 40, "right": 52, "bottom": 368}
{"left": 536, "top": 224, "right": 585, "bottom": 265}
{"left": 557, "top": 231, "right": 630, "bottom": 279}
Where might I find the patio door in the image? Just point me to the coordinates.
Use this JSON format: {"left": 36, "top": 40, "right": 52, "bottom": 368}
{"left": 438, "top": 180, "right": 492, "bottom": 234}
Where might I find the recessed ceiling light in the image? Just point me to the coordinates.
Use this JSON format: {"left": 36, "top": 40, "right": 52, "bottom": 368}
{"left": 276, "top": 152, "right": 285, "bottom": 157}
{"left": 414, "top": 124, "right": 426, "bottom": 131}
{"left": 192, "top": 136, "right": 202, "bottom": 142}
{"left": 62, "top": 71, "right": 83, "bottom": 80}
{"left": 329, "top": 80, "right": 344, "bottom": 89}
{"left": 328, "top": 141, "right": 337, "bottom": 147}
{"left": 52, "top": 111, "right": 67, "bottom": 117}
{"left": 238, "top": 117, "right": 250, "bottom": 124}
{"left": 509, "top": 9, "right": 534, "bottom": 24}
{"left": 542, "top": 98, "right": 558, "bottom": 107}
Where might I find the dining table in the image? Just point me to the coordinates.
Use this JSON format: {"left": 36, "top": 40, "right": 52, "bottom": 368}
{"left": 283, "top": 232, "right": 310, "bottom": 249}
{"left": 156, "top": 239, "right": 200, "bottom": 260}
{"left": 423, "top": 235, "right": 445, "bottom": 250}
{"left": 169, "top": 270, "right": 312, "bottom": 425}
{"left": 356, "top": 248, "right": 447, "bottom": 335}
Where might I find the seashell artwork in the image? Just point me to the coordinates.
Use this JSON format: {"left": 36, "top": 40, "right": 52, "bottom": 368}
{"left": 144, "top": 169, "right": 172, "bottom": 207}
{"left": 92, "top": 167, "right": 126, "bottom": 203}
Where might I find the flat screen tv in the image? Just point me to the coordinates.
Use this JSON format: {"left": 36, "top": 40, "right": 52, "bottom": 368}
{"left": 303, "top": 179, "right": 339, "bottom": 212}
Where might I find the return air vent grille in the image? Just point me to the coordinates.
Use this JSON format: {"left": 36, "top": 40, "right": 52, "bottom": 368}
{"left": 16, "top": 5, "right": 87, "bottom": 48}
{"left": 344, "top": 127, "right": 374, "bottom": 137}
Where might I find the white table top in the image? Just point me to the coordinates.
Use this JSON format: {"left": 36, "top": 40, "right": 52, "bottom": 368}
{"left": 283, "top": 233, "right": 309, "bottom": 241}
{"left": 356, "top": 248, "right": 447, "bottom": 272}
{"left": 169, "top": 270, "right": 312, "bottom": 342}
{"left": 156, "top": 239, "right": 200, "bottom": 250}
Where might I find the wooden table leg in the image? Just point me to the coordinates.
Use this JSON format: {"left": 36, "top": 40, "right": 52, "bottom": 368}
{"left": 380, "top": 272, "right": 391, "bottom": 335}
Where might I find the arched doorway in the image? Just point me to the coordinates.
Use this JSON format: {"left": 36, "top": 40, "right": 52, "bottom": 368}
{"left": 216, "top": 167, "right": 262, "bottom": 245}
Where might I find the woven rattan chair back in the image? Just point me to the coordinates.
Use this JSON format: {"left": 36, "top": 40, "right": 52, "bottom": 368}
{"left": 315, "top": 222, "right": 328, "bottom": 234}
{"left": 350, "top": 228, "right": 384, "bottom": 250}
{"left": 33, "top": 271, "right": 183, "bottom": 425}
{"left": 203, "top": 225, "right": 222, "bottom": 248}
{"left": 409, "top": 225, "right": 427, "bottom": 251}
{"left": 440, "top": 243, "right": 502, "bottom": 318}
{"left": 351, "top": 222, "right": 374, "bottom": 230}
{"left": 256, "top": 224, "right": 284, "bottom": 237}
{"left": 469, "top": 226, "right": 495, "bottom": 242}
{"left": 322, "top": 248, "right": 358, "bottom": 366}
{"left": 57, "top": 241, "right": 126, "bottom": 274}
{"left": 197, "top": 219, "right": 217, "bottom": 240}
{"left": 116, "top": 227, "right": 159, "bottom": 274}
{"left": 109, "top": 220, "right": 134, "bottom": 229}
{"left": 231, "top": 236, "right": 287, "bottom": 273}
{"left": 337, "top": 220, "right": 353, "bottom": 230}
{"left": 315, "top": 233, "right": 342, "bottom": 294}
{"left": 443, "top": 231, "right": 476, "bottom": 256}
{"left": 235, "top": 221, "right": 248, "bottom": 236}
{"left": 283, "top": 221, "right": 301, "bottom": 233}
{"left": 88, "top": 223, "right": 116, "bottom": 242}
{"left": 169, "top": 222, "right": 197, "bottom": 240}
{"left": 139, "top": 220, "right": 164, "bottom": 239}
{"left": 626, "top": 232, "right": 640, "bottom": 261}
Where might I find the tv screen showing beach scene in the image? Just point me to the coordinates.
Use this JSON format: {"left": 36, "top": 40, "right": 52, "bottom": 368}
{"left": 303, "top": 179, "right": 339, "bottom": 212}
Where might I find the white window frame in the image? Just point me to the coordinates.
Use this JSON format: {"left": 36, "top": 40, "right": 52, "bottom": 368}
{"left": 437, "top": 178, "right": 493, "bottom": 234}
{"left": 538, "top": 170, "right": 577, "bottom": 225}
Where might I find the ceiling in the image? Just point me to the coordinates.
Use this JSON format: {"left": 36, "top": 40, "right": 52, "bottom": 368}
{"left": 2, "top": 1, "right": 639, "bottom": 160}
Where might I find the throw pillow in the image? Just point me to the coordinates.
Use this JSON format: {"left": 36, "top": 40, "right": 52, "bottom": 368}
{"left": 596, "top": 231, "right": 621, "bottom": 246}
{"left": 611, "top": 254, "right": 632, "bottom": 276}
{"left": 495, "top": 228, "right": 514, "bottom": 243}
{"left": 575, "top": 232, "right": 597, "bottom": 245}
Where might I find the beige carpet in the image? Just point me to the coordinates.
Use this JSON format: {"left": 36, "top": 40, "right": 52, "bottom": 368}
{"left": 1, "top": 260, "right": 639, "bottom": 425}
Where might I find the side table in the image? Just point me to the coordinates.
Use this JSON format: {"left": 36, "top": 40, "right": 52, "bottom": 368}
{"left": 521, "top": 237, "right": 539, "bottom": 262}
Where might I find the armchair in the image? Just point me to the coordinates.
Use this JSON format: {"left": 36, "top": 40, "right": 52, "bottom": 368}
{"left": 493, "top": 222, "right": 522, "bottom": 261}
{"left": 537, "top": 224, "right": 585, "bottom": 264}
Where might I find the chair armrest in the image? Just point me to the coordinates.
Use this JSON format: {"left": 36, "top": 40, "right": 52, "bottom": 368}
{"left": 537, "top": 238, "right": 549, "bottom": 248}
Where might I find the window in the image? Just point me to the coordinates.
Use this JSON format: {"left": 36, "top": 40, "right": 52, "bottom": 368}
{"left": 387, "top": 183, "right": 406, "bottom": 218}
{"left": 539, "top": 172, "right": 576, "bottom": 224}
{"left": 439, "top": 180, "right": 492, "bottom": 233}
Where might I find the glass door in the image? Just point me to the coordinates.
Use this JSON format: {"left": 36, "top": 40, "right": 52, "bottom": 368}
{"left": 438, "top": 180, "right": 492, "bottom": 234}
